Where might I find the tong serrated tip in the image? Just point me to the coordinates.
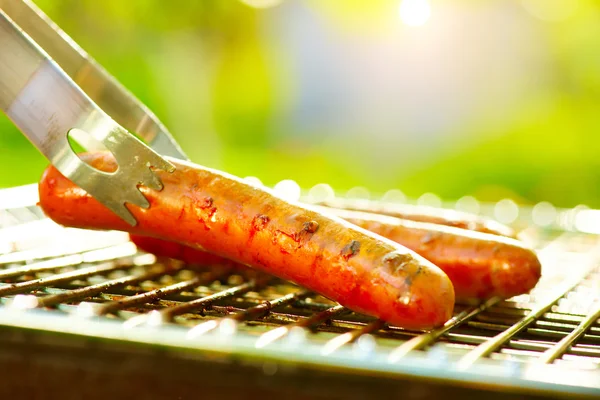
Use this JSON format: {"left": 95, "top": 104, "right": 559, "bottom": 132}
{"left": 75, "top": 126, "right": 177, "bottom": 227}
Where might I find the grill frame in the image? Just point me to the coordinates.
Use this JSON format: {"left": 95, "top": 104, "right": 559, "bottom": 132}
{"left": 0, "top": 184, "right": 599, "bottom": 399}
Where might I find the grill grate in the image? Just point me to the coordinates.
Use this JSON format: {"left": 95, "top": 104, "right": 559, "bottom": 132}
{"left": 0, "top": 185, "right": 599, "bottom": 399}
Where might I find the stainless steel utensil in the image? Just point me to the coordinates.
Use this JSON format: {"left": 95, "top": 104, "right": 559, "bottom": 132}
{"left": 0, "top": 0, "right": 189, "bottom": 226}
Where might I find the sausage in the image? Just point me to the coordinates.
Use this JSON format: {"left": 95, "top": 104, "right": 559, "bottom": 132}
{"left": 130, "top": 234, "right": 238, "bottom": 267}
{"left": 38, "top": 151, "right": 455, "bottom": 330}
{"left": 131, "top": 206, "right": 541, "bottom": 301}
{"left": 315, "top": 199, "right": 516, "bottom": 238}
{"left": 129, "top": 234, "right": 264, "bottom": 280}
{"left": 322, "top": 207, "right": 541, "bottom": 301}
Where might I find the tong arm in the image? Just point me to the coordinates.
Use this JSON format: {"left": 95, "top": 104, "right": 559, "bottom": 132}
{"left": 0, "top": 8, "right": 175, "bottom": 226}
{"left": 0, "top": 0, "right": 188, "bottom": 160}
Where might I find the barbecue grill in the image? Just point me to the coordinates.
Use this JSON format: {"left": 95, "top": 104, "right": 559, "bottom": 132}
{"left": 0, "top": 183, "right": 599, "bottom": 400}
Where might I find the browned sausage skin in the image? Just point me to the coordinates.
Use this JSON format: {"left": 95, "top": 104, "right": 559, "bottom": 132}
{"left": 315, "top": 199, "right": 516, "bottom": 238}
{"left": 38, "top": 152, "right": 455, "bottom": 330}
{"left": 320, "top": 207, "right": 541, "bottom": 301}
{"left": 131, "top": 205, "right": 541, "bottom": 302}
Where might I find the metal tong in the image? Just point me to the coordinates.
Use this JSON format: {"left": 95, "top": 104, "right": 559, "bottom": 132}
{"left": 0, "top": 0, "right": 189, "bottom": 226}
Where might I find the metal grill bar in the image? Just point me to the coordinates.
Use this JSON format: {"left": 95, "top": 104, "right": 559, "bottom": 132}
{"left": 34, "top": 264, "right": 172, "bottom": 308}
{"left": 457, "top": 271, "right": 593, "bottom": 369}
{"left": 229, "top": 290, "right": 312, "bottom": 322}
{"left": 255, "top": 305, "right": 350, "bottom": 349}
{"left": 0, "top": 242, "right": 137, "bottom": 278}
{"left": 94, "top": 277, "right": 205, "bottom": 316}
{"left": 388, "top": 296, "right": 502, "bottom": 362}
{"left": 321, "top": 319, "right": 387, "bottom": 356}
{"left": 0, "top": 255, "right": 84, "bottom": 278}
{"left": 161, "top": 280, "right": 262, "bottom": 321}
{"left": 124, "top": 280, "right": 263, "bottom": 328}
{"left": 0, "top": 260, "right": 137, "bottom": 297}
{"left": 539, "top": 304, "right": 600, "bottom": 363}
{"left": 187, "top": 290, "right": 312, "bottom": 339}
{"left": 0, "top": 230, "right": 132, "bottom": 265}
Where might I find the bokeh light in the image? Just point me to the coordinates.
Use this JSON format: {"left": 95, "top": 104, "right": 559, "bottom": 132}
{"left": 1, "top": 0, "right": 600, "bottom": 211}
{"left": 521, "top": 0, "right": 579, "bottom": 22}
{"left": 239, "top": 0, "right": 283, "bottom": 9}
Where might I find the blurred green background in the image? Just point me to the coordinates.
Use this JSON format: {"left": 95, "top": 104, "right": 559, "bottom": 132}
{"left": 2, "top": 0, "right": 600, "bottom": 208}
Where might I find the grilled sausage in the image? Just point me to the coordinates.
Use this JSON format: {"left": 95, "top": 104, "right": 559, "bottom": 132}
{"left": 38, "top": 151, "right": 455, "bottom": 330}
{"left": 131, "top": 206, "right": 541, "bottom": 301}
{"left": 323, "top": 207, "right": 541, "bottom": 301}
{"left": 315, "top": 199, "right": 516, "bottom": 238}
{"left": 129, "top": 234, "right": 238, "bottom": 267}
{"left": 129, "top": 234, "right": 264, "bottom": 280}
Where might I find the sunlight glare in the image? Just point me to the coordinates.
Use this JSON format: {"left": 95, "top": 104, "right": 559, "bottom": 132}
{"left": 399, "top": 0, "right": 431, "bottom": 27}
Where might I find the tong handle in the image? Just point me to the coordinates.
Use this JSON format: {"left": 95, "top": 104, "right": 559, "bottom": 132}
{"left": 0, "top": 9, "right": 103, "bottom": 160}
{"left": 0, "top": 0, "right": 188, "bottom": 160}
